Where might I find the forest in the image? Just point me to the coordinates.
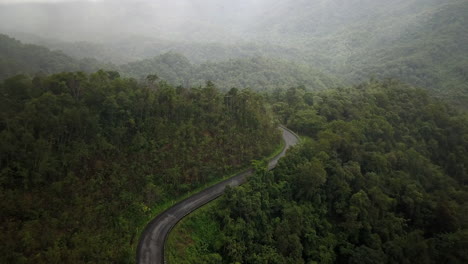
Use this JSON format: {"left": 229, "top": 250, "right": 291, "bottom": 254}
{"left": 2, "top": 0, "right": 467, "bottom": 107}
{"left": 168, "top": 80, "right": 468, "bottom": 264}
{"left": 0, "top": 71, "right": 280, "bottom": 262}
{"left": 0, "top": 35, "right": 340, "bottom": 92}
{"left": 0, "top": 0, "right": 467, "bottom": 263}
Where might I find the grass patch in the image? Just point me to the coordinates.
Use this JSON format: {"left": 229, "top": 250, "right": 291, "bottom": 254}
{"left": 166, "top": 201, "right": 223, "bottom": 264}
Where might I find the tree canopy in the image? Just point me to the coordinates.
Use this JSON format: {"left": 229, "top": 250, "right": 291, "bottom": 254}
{"left": 168, "top": 80, "right": 468, "bottom": 264}
{"left": 0, "top": 71, "right": 280, "bottom": 263}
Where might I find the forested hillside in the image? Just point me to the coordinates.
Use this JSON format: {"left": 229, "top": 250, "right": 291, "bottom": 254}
{"left": 168, "top": 80, "right": 468, "bottom": 263}
{"left": 8, "top": 32, "right": 305, "bottom": 65}
{"left": 250, "top": 0, "right": 468, "bottom": 106}
{"left": 2, "top": 0, "right": 467, "bottom": 107}
{"left": 121, "top": 53, "right": 341, "bottom": 91}
{"left": 0, "top": 71, "right": 280, "bottom": 262}
{"left": 1, "top": 0, "right": 467, "bottom": 263}
{"left": 0, "top": 35, "right": 340, "bottom": 92}
{"left": 340, "top": 0, "right": 468, "bottom": 106}
{"left": 0, "top": 34, "right": 108, "bottom": 80}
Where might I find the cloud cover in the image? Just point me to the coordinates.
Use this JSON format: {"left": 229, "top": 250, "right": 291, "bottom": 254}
{"left": 0, "top": 0, "right": 100, "bottom": 3}
{"left": 0, "top": 0, "right": 272, "bottom": 42}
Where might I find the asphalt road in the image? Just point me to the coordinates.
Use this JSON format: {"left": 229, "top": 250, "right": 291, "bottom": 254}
{"left": 136, "top": 126, "right": 300, "bottom": 264}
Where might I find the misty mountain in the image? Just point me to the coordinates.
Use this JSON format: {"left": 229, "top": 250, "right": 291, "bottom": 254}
{"left": 0, "top": 34, "right": 109, "bottom": 79}
{"left": 120, "top": 53, "right": 341, "bottom": 91}
{"left": 0, "top": 35, "right": 340, "bottom": 91}
{"left": 0, "top": 0, "right": 269, "bottom": 42}
{"left": 1, "top": 0, "right": 467, "bottom": 105}
{"left": 8, "top": 32, "right": 306, "bottom": 65}
{"left": 250, "top": 0, "right": 468, "bottom": 104}
{"left": 345, "top": 0, "right": 468, "bottom": 105}
{"left": 1, "top": 1, "right": 467, "bottom": 263}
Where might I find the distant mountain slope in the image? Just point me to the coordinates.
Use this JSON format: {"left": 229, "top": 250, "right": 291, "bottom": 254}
{"left": 0, "top": 34, "right": 340, "bottom": 91}
{"left": 3, "top": 0, "right": 465, "bottom": 105}
{"left": 120, "top": 53, "right": 192, "bottom": 84}
{"left": 120, "top": 53, "right": 342, "bottom": 91}
{"left": 7, "top": 31, "right": 306, "bottom": 66}
{"left": 343, "top": 0, "right": 468, "bottom": 104}
{"left": 190, "top": 57, "right": 341, "bottom": 91}
{"left": 251, "top": 0, "right": 455, "bottom": 41}
{"left": 251, "top": 0, "right": 468, "bottom": 105}
{"left": 0, "top": 34, "right": 109, "bottom": 79}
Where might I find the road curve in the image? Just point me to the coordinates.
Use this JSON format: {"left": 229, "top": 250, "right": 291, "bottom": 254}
{"left": 136, "top": 126, "right": 300, "bottom": 264}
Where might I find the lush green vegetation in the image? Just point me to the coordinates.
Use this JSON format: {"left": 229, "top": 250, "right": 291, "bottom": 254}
{"left": 1, "top": 1, "right": 467, "bottom": 262}
{"left": 167, "top": 201, "right": 223, "bottom": 264}
{"left": 0, "top": 71, "right": 280, "bottom": 263}
{"left": 169, "top": 80, "right": 468, "bottom": 263}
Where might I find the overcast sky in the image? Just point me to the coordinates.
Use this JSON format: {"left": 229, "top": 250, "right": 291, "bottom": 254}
{"left": 0, "top": 0, "right": 274, "bottom": 42}
{"left": 0, "top": 0, "right": 267, "bottom": 4}
{"left": 0, "top": 0, "right": 100, "bottom": 3}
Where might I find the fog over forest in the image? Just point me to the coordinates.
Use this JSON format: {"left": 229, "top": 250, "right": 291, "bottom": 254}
{"left": 1, "top": 0, "right": 467, "bottom": 263}
{"left": 1, "top": 0, "right": 455, "bottom": 43}
{"left": 2, "top": 0, "right": 466, "bottom": 101}
{"left": 0, "top": 0, "right": 272, "bottom": 41}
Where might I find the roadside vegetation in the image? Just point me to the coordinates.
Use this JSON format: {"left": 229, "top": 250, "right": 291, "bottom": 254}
{"left": 0, "top": 71, "right": 280, "bottom": 262}
{"left": 168, "top": 80, "right": 468, "bottom": 263}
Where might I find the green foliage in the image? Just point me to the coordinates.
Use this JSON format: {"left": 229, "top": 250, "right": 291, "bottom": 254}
{"left": 0, "top": 71, "right": 280, "bottom": 263}
{"left": 172, "top": 80, "right": 468, "bottom": 263}
{"left": 166, "top": 202, "right": 224, "bottom": 264}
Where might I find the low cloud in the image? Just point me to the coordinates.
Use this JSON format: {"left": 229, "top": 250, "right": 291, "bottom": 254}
{"left": 0, "top": 0, "right": 101, "bottom": 4}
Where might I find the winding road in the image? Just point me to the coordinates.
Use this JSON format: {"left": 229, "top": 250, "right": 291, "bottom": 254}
{"left": 136, "top": 126, "right": 300, "bottom": 264}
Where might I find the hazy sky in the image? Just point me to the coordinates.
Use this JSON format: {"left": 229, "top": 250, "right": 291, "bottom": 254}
{"left": 0, "top": 0, "right": 101, "bottom": 3}
{"left": 1, "top": 0, "right": 437, "bottom": 44}
{"left": 0, "top": 0, "right": 274, "bottom": 42}
{"left": 0, "top": 0, "right": 267, "bottom": 3}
